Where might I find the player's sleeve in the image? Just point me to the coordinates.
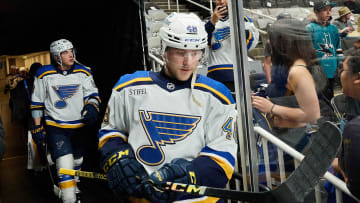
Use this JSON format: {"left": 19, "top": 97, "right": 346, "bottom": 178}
{"left": 82, "top": 74, "right": 101, "bottom": 107}
{"left": 204, "top": 18, "right": 215, "bottom": 46}
{"left": 98, "top": 89, "right": 128, "bottom": 160}
{"left": 244, "top": 16, "right": 259, "bottom": 51}
{"left": 30, "top": 75, "right": 46, "bottom": 118}
{"left": 193, "top": 86, "right": 237, "bottom": 188}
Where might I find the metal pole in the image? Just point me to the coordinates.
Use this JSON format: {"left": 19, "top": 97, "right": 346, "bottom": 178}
{"left": 176, "top": 0, "right": 179, "bottom": 13}
{"left": 168, "top": 0, "right": 170, "bottom": 10}
{"left": 229, "top": 0, "right": 259, "bottom": 192}
{"left": 210, "top": 0, "right": 213, "bottom": 14}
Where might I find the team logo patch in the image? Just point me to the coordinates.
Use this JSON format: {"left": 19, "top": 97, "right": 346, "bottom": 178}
{"left": 52, "top": 84, "right": 80, "bottom": 108}
{"left": 137, "top": 110, "right": 201, "bottom": 166}
{"left": 166, "top": 83, "right": 175, "bottom": 90}
{"left": 212, "top": 26, "right": 230, "bottom": 51}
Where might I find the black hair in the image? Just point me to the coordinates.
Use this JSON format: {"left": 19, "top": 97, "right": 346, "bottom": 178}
{"left": 343, "top": 47, "right": 360, "bottom": 74}
{"left": 29, "top": 62, "right": 42, "bottom": 77}
{"left": 269, "top": 18, "right": 317, "bottom": 68}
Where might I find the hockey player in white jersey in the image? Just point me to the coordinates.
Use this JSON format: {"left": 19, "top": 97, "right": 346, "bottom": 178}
{"left": 99, "top": 13, "right": 237, "bottom": 202}
{"left": 206, "top": 0, "right": 259, "bottom": 91}
{"left": 31, "top": 39, "right": 100, "bottom": 203}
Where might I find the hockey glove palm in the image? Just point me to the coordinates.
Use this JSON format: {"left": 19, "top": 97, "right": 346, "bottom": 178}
{"left": 144, "top": 158, "right": 197, "bottom": 202}
{"left": 81, "top": 103, "right": 99, "bottom": 126}
{"left": 102, "top": 144, "right": 148, "bottom": 198}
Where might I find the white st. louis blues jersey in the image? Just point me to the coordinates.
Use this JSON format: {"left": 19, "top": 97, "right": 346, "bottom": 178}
{"left": 207, "top": 16, "right": 259, "bottom": 82}
{"left": 31, "top": 64, "right": 100, "bottom": 129}
{"left": 99, "top": 71, "right": 237, "bottom": 202}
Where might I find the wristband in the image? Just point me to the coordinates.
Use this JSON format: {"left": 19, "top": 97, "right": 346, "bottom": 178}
{"left": 270, "top": 104, "right": 276, "bottom": 114}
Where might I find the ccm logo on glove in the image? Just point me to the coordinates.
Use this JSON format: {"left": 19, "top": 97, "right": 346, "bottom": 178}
{"left": 103, "top": 149, "right": 129, "bottom": 173}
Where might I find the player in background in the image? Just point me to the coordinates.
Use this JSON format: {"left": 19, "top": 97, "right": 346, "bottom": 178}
{"left": 98, "top": 13, "right": 237, "bottom": 203}
{"left": 31, "top": 39, "right": 100, "bottom": 203}
{"left": 205, "top": 0, "right": 259, "bottom": 92}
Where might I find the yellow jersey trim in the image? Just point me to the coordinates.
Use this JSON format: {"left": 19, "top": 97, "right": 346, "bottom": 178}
{"left": 98, "top": 134, "right": 128, "bottom": 150}
{"left": 114, "top": 77, "right": 153, "bottom": 91}
{"left": 39, "top": 70, "right": 57, "bottom": 79}
{"left": 207, "top": 67, "right": 233, "bottom": 73}
{"left": 194, "top": 83, "right": 232, "bottom": 105}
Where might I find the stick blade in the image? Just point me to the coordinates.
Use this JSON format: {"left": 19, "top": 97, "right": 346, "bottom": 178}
{"left": 271, "top": 121, "right": 342, "bottom": 203}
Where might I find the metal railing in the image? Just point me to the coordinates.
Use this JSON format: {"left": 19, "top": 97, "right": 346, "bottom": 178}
{"left": 254, "top": 126, "right": 360, "bottom": 203}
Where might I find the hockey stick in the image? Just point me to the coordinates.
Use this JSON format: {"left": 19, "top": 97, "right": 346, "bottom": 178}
{"left": 59, "top": 121, "right": 341, "bottom": 202}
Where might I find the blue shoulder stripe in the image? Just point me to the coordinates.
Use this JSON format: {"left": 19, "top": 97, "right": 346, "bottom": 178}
{"left": 195, "top": 75, "right": 234, "bottom": 105}
{"left": 113, "top": 71, "right": 153, "bottom": 92}
{"left": 35, "top": 65, "right": 57, "bottom": 79}
{"left": 73, "top": 64, "right": 92, "bottom": 76}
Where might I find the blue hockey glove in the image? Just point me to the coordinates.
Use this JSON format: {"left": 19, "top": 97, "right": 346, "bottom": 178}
{"left": 81, "top": 103, "right": 99, "bottom": 126}
{"left": 144, "top": 158, "right": 197, "bottom": 202}
{"left": 31, "top": 125, "right": 46, "bottom": 146}
{"left": 31, "top": 124, "right": 47, "bottom": 165}
{"left": 102, "top": 144, "right": 148, "bottom": 198}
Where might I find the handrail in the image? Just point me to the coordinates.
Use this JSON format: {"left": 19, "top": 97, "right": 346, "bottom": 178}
{"left": 181, "top": 1, "right": 268, "bottom": 34}
{"left": 149, "top": 53, "right": 164, "bottom": 66}
{"left": 243, "top": 8, "right": 276, "bottom": 21}
{"left": 185, "top": 0, "right": 211, "bottom": 12}
{"left": 254, "top": 126, "right": 359, "bottom": 201}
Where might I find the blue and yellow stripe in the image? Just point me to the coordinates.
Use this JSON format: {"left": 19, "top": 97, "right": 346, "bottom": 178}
{"left": 98, "top": 129, "right": 128, "bottom": 149}
{"left": 45, "top": 116, "right": 84, "bottom": 129}
{"left": 207, "top": 64, "right": 233, "bottom": 73}
{"left": 199, "top": 146, "right": 235, "bottom": 180}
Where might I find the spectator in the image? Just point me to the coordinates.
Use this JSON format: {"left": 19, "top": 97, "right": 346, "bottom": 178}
{"left": 263, "top": 13, "right": 292, "bottom": 84}
{"left": 205, "top": 0, "right": 259, "bottom": 92}
{"left": 336, "top": 47, "right": 360, "bottom": 200}
{"left": 5, "top": 65, "right": 21, "bottom": 94}
{"left": 307, "top": 0, "right": 341, "bottom": 101}
{"left": 344, "top": 0, "right": 360, "bottom": 14}
{"left": 252, "top": 18, "right": 320, "bottom": 128}
{"left": 333, "top": 7, "right": 354, "bottom": 38}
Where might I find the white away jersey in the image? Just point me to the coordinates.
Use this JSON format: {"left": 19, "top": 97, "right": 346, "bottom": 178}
{"left": 207, "top": 16, "right": 259, "bottom": 82}
{"left": 99, "top": 71, "right": 238, "bottom": 201}
{"left": 31, "top": 64, "right": 100, "bottom": 129}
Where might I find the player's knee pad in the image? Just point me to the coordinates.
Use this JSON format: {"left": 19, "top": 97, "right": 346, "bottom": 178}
{"left": 56, "top": 154, "right": 74, "bottom": 171}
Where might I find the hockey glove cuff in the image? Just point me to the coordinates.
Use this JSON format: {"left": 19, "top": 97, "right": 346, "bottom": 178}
{"left": 101, "top": 144, "right": 148, "bottom": 198}
{"left": 81, "top": 103, "right": 99, "bottom": 126}
{"left": 31, "top": 124, "right": 46, "bottom": 145}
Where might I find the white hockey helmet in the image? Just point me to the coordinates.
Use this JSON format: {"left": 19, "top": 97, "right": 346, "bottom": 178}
{"left": 50, "top": 39, "right": 75, "bottom": 63}
{"left": 159, "top": 12, "right": 208, "bottom": 55}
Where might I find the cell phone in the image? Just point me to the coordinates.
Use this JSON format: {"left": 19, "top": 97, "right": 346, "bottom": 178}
{"left": 218, "top": 6, "right": 228, "bottom": 20}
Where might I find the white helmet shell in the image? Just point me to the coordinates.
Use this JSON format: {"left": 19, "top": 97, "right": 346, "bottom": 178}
{"left": 50, "top": 39, "right": 74, "bottom": 60}
{"left": 159, "top": 12, "right": 207, "bottom": 54}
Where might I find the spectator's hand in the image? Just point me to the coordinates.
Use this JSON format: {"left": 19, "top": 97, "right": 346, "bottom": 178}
{"left": 211, "top": 6, "right": 228, "bottom": 25}
{"left": 81, "top": 103, "right": 99, "bottom": 126}
{"left": 102, "top": 144, "right": 148, "bottom": 198}
{"left": 252, "top": 95, "right": 274, "bottom": 114}
{"left": 342, "top": 27, "right": 354, "bottom": 33}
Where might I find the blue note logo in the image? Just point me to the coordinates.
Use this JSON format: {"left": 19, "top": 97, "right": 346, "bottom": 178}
{"left": 137, "top": 110, "right": 201, "bottom": 166}
{"left": 211, "top": 26, "right": 230, "bottom": 51}
{"left": 52, "top": 84, "right": 80, "bottom": 108}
